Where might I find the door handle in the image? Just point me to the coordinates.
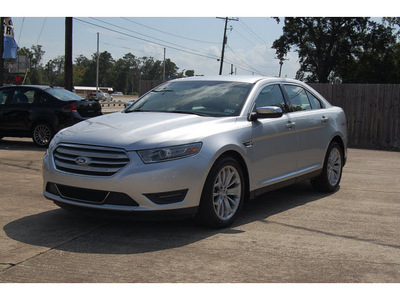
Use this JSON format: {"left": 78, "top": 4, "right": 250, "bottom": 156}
{"left": 321, "top": 116, "right": 329, "bottom": 123}
{"left": 286, "top": 121, "right": 296, "bottom": 129}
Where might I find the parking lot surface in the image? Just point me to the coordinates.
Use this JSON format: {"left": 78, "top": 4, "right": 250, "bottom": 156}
{"left": 0, "top": 137, "right": 399, "bottom": 283}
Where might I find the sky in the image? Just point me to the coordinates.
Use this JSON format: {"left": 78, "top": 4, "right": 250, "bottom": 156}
{"left": 5, "top": 0, "right": 400, "bottom": 80}
{"left": 10, "top": 17, "right": 299, "bottom": 78}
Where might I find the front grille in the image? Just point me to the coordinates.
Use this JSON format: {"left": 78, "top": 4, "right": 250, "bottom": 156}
{"left": 53, "top": 144, "right": 130, "bottom": 176}
{"left": 46, "top": 182, "right": 139, "bottom": 206}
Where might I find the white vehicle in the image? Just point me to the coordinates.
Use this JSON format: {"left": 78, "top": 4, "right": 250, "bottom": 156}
{"left": 89, "top": 90, "right": 113, "bottom": 102}
{"left": 43, "top": 76, "right": 347, "bottom": 228}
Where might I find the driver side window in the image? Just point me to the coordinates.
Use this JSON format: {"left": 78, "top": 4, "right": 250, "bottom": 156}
{"left": 254, "top": 84, "right": 287, "bottom": 113}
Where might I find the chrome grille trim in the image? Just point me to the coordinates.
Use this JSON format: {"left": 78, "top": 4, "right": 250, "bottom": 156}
{"left": 53, "top": 143, "right": 130, "bottom": 176}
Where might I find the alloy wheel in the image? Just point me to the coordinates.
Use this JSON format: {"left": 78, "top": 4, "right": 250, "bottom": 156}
{"left": 212, "top": 165, "right": 242, "bottom": 221}
{"left": 327, "top": 147, "right": 342, "bottom": 186}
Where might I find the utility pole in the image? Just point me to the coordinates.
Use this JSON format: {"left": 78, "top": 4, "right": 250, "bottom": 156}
{"left": 64, "top": 17, "right": 73, "bottom": 91}
{"left": 0, "top": 17, "right": 4, "bottom": 87}
{"left": 277, "top": 57, "right": 289, "bottom": 77}
{"left": 217, "top": 17, "right": 238, "bottom": 75}
{"left": 163, "top": 47, "right": 166, "bottom": 81}
{"left": 96, "top": 32, "right": 99, "bottom": 100}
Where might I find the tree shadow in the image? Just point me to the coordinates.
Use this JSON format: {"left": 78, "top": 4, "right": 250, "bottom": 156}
{"left": 3, "top": 181, "right": 331, "bottom": 255}
{"left": 0, "top": 138, "right": 45, "bottom": 152}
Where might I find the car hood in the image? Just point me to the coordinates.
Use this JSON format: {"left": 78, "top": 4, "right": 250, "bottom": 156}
{"left": 56, "top": 111, "right": 238, "bottom": 151}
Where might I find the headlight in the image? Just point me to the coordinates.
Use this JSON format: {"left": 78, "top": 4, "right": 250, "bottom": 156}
{"left": 46, "top": 133, "right": 60, "bottom": 155}
{"left": 137, "top": 142, "right": 202, "bottom": 164}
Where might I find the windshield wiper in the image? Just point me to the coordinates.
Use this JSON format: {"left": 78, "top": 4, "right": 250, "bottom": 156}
{"left": 160, "top": 110, "right": 210, "bottom": 117}
{"left": 125, "top": 109, "right": 154, "bottom": 113}
{"left": 151, "top": 89, "right": 174, "bottom": 94}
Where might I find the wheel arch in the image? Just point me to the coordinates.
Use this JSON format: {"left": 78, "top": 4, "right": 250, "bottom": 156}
{"left": 213, "top": 150, "right": 250, "bottom": 202}
{"left": 330, "top": 135, "right": 346, "bottom": 166}
{"left": 30, "top": 118, "right": 56, "bottom": 133}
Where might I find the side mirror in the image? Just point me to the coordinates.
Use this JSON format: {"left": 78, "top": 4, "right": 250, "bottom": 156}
{"left": 249, "top": 106, "right": 283, "bottom": 121}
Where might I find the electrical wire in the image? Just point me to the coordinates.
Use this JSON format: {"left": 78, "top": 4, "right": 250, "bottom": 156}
{"left": 121, "top": 17, "right": 220, "bottom": 45}
{"left": 17, "top": 17, "right": 25, "bottom": 44}
{"left": 225, "top": 45, "right": 264, "bottom": 75}
{"left": 36, "top": 17, "right": 47, "bottom": 45}
{"left": 75, "top": 17, "right": 220, "bottom": 61}
{"left": 75, "top": 17, "right": 267, "bottom": 76}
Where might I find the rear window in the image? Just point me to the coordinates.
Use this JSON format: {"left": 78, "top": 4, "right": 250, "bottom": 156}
{"left": 45, "top": 88, "right": 84, "bottom": 101}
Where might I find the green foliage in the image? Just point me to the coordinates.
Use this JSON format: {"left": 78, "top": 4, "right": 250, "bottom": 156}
{"left": 273, "top": 17, "right": 400, "bottom": 83}
{"left": 9, "top": 47, "right": 192, "bottom": 93}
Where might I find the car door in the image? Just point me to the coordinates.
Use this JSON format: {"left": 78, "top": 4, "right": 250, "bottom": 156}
{"left": 0, "top": 88, "right": 15, "bottom": 133}
{"left": 283, "top": 84, "right": 332, "bottom": 172}
{"left": 248, "top": 84, "right": 298, "bottom": 190}
{"left": 1, "top": 88, "right": 36, "bottom": 134}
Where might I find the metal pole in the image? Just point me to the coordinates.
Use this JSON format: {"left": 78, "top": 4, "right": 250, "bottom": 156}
{"left": 163, "top": 47, "right": 166, "bottom": 81}
{"left": 96, "top": 32, "right": 99, "bottom": 100}
{"left": 0, "top": 17, "right": 4, "bottom": 87}
{"left": 64, "top": 17, "right": 73, "bottom": 91}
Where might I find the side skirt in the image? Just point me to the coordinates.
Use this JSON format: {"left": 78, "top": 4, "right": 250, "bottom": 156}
{"left": 249, "top": 169, "right": 321, "bottom": 199}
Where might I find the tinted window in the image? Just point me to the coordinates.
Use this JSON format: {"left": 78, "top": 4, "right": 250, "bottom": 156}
{"left": 254, "top": 84, "right": 287, "bottom": 112}
{"left": 284, "top": 85, "right": 311, "bottom": 111}
{"left": 0, "top": 89, "right": 13, "bottom": 105}
{"left": 127, "top": 81, "right": 252, "bottom": 117}
{"left": 306, "top": 91, "right": 322, "bottom": 109}
{"left": 10, "top": 89, "right": 36, "bottom": 105}
{"left": 45, "top": 88, "right": 84, "bottom": 101}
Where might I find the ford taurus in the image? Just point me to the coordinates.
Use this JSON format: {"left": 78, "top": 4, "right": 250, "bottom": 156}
{"left": 42, "top": 76, "right": 347, "bottom": 228}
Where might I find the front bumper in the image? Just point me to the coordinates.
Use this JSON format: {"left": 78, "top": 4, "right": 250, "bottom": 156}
{"left": 43, "top": 148, "right": 210, "bottom": 214}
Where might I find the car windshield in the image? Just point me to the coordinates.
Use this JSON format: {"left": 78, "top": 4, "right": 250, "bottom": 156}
{"left": 46, "top": 88, "right": 84, "bottom": 101}
{"left": 126, "top": 80, "right": 253, "bottom": 117}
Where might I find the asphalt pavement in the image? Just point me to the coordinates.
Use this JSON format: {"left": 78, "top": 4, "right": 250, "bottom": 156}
{"left": 0, "top": 137, "right": 399, "bottom": 283}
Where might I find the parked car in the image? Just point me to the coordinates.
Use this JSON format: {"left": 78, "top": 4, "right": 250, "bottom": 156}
{"left": 123, "top": 100, "right": 135, "bottom": 108}
{"left": 112, "top": 91, "right": 123, "bottom": 95}
{"left": 88, "top": 90, "right": 113, "bottom": 102}
{"left": 43, "top": 76, "right": 347, "bottom": 228}
{"left": 0, "top": 85, "right": 102, "bottom": 147}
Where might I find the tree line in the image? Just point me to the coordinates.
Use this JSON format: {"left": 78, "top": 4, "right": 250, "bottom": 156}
{"left": 5, "top": 47, "right": 194, "bottom": 95}
{"left": 3, "top": 17, "right": 400, "bottom": 88}
{"left": 273, "top": 17, "right": 400, "bottom": 83}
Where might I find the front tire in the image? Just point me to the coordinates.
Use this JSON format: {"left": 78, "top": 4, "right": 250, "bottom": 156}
{"left": 311, "top": 141, "right": 343, "bottom": 192}
{"left": 32, "top": 122, "right": 53, "bottom": 147}
{"left": 196, "top": 156, "right": 245, "bottom": 228}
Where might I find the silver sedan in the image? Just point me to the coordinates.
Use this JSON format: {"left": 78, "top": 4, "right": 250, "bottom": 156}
{"left": 43, "top": 76, "right": 347, "bottom": 228}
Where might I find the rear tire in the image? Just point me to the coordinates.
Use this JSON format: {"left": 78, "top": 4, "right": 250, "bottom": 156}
{"left": 311, "top": 141, "right": 343, "bottom": 192}
{"left": 196, "top": 156, "right": 245, "bottom": 228}
{"left": 32, "top": 122, "right": 53, "bottom": 147}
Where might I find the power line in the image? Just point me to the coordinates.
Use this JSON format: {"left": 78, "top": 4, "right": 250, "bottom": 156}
{"left": 75, "top": 17, "right": 265, "bottom": 76}
{"left": 121, "top": 17, "right": 219, "bottom": 45}
{"left": 36, "top": 17, "right": 47, "bottom": 45}
{"left": 17, "top": 17, "right": 25, "bottom": 44}
{"left": 239, "top": 19, "right": 268, "bottom": 46}
{"left": 225, "top": 45, "right": 264, "bottom": 75}
{"left": 74, "top": 18, "right": 220, "bottom": 61}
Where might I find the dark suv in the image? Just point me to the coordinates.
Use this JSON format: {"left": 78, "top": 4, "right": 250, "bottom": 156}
{"left": 0, "top": 85, "right": 102, "bottom": 146}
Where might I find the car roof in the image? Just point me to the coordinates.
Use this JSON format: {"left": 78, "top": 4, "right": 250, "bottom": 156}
{"left": 0, "top": 85, "right": 62, "bottom": 90}
{"left": 171, "top": 75, "right": 303, "bottom": 85}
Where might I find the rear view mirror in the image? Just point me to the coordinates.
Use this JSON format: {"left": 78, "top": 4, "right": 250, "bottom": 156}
{"left": 249, "top": 106, "right": 283, "bottom": 121}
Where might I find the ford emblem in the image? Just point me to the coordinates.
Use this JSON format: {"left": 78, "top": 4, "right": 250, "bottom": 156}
{"left": 75, "top": 156, "right": 90, "bottom": 166}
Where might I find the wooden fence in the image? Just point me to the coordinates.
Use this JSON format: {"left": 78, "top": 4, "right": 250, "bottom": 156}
{"left": 139, "top": 80, "right": 400, "bottom": 151}
{"left": 310, "top": 84, "right": 400, "bottom": 151}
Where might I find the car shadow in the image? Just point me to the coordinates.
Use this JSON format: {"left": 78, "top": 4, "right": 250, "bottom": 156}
{"left": 0, "top": 137, "right": 45, "bottom": 152}
{"left": 3, "top": 181, "right": 333, "bottom": 255}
